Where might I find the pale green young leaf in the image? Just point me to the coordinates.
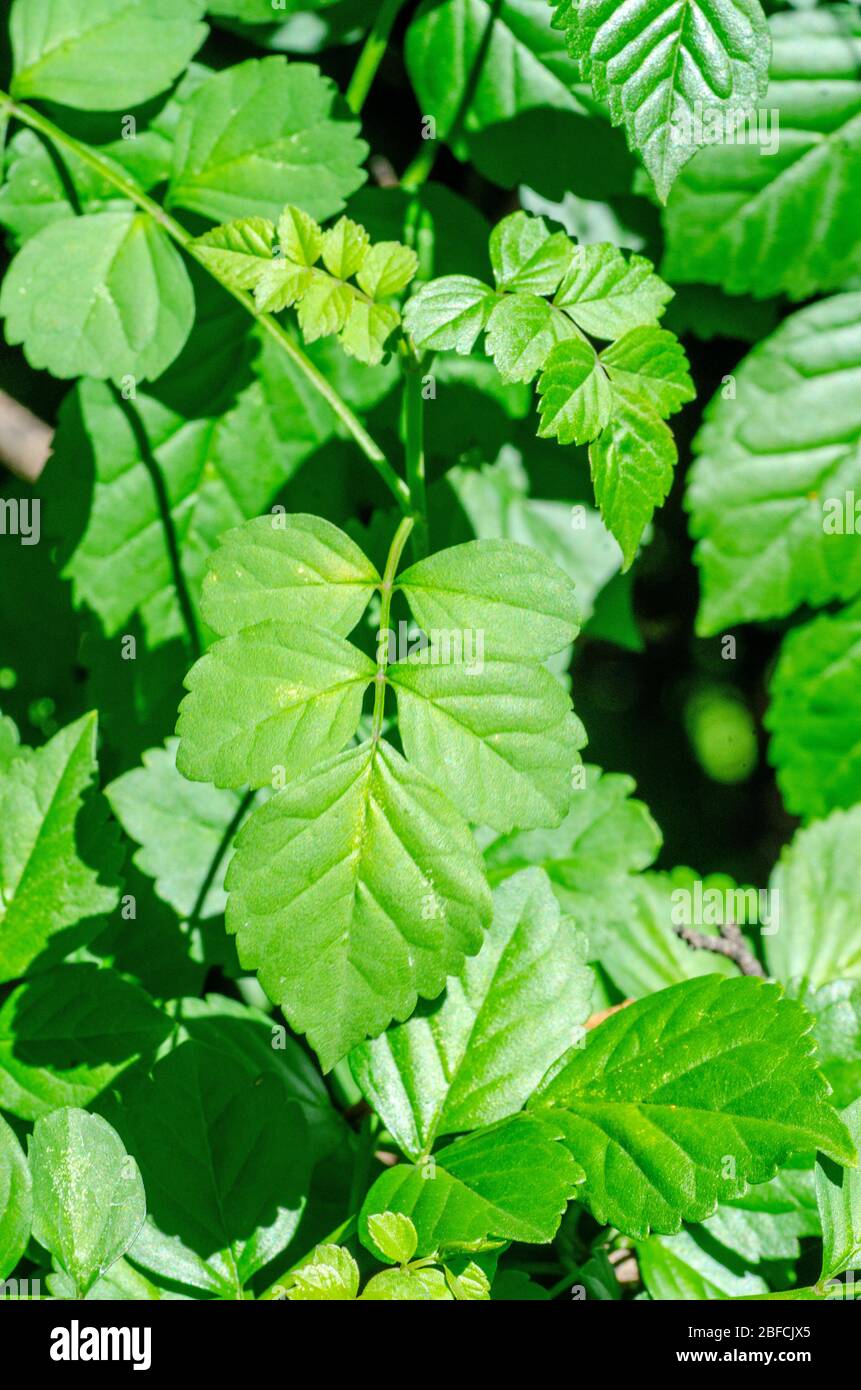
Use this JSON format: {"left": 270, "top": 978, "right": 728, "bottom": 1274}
{"left": 402, "top": 275, "right": 498, "bottom": 354}
{"left": 662, "top": 9, "right": 861, "bottom": 301}
{"left": 321, "top": 216, "right": 370, "bottom": 279}
{"left": 192, "top": 217, "right": 275, "bottom": 289}
{"left": 177, "top": 621, "right": 375, "bottom": 789}
{"left": 360, "top": 1266, "right": 452, "bottom": 1300}
{"left": 687, "top": 293, "right": 861, "bottom": 635}
{"left": 0, "top": 213, "right": 194, "bottom": 383}
{"left": 360, "top": 1113, "right": 583, "bottom": 1256}
{"left": 29, "top": 1108, "right": 146, "bottom": 1298}
{"left": 765, "top": 808, "right": 861, "bottom": 991}
{"left": 253, "top": 259, "right": 314, "bottom": 314}
{"left": 485, "top": 292, "right": 576, "bottom": 385}
{"left": 0, "top": 964, "right": 169, "bottom": 1121}
{"left": 445, "top": 1261, "right": 492, "bottom": 1300}
{"left": 533, "top": 975, "right": 855, "bottom": 1238}
{"left": 168, "top": 56, "right": 368, "bottom": 223}
{"left": 339, "top": 299, "right": 400, "bottom": 366}
{"left": 391, "top": 653, "right": 585, "bottom": 833}
{"left": 226, "top": 738, "right": 491, "bottom": 1070}
{"left": 366, "top": 1212, "right": 419, "bottom": 1265}
{"left": 489, "top": 211, "right": 573, "bottom": 294}
{"left": 816, "top": 1100, "right": 861, "bottom": 1282}
{"left": 397, "top": 539, "right": 580, "bottom": 662}
{"left": 278, "top": 204, "right": 324, "bottom": 266}
{"left": 554, "top": 243, "right": 673, "bottom": 340}
{"left": 537, "top": 337, "right": 612, "bottom": 445}
{"left": 600, "top": 326, "right": 695, "bottom": 419}
{"left": 10, "top": 0, "right": 207, "bottom": 109}
{"left": 284, "top": 1244, "right": 360, "bottom": 1301}
{"left": 0, "top": 713, "right": 122, "bottom": 983}
{"left": 559, "top": 0, "right": 771, "bottom": 202}
{"left": 589, "top": 397, "right": 677, "bottom": 569}
{"left": 356, "top": 242, "right": 420, "bottom": 299}
{"left": 350, "top": 868, "right": 593, "bottom": 1160}
{"left": 201, "top": 513, "right": 381, "bottom": 639}
{"left": 0, "top": 1114, "right": 31, "bottom": 1280}
{"left": 297, "top": 276, "right": 354, "bottom": 342}
{"left": 767, "top": 601, "right": 861, "bottom": 821}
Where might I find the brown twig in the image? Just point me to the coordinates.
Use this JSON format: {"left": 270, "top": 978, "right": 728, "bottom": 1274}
{"left": 674, "top": 920, "right": 766, "bottom": 978}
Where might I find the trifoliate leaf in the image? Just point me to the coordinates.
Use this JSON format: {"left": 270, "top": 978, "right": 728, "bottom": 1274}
{"left": 192, "top": 217, "right": 275, "bottom": 289}
{"left": 402, "top": 275, "right": 498, "bottom": 354}
{"left": 29, "top": 1108, "right": 146, "bottom": 1298}
{"left": 816, "top": 1100, "right": 861, "bottom": 1282}
{"left": 601, "top": 326, "right": 695, "bottom": 419}
{"left": 108, "top": 1042, "right": 311, "bottom": 1298}
{"left": 366, "top": 1212, "right": 419, "bottom": 1265}
{"left": 360, "top": 1113, "right": 583, "bottom": 1256}
{"left": 767, "top": 601, "right": 861, "bottom": 821}
{"left": 571, "top": 0, "right": 770, "bottom": 199}
{"left": 533, "top": 975, "right": 855, "bottom": 1238}
{"left": 350, "top": 868, "right": 593, "bottom": 1160}
{"left": 284, "top": 1244, "right": 360, "bottom": 1301}
{"left": 391, "top": 652, "right": 585, "bottom": 833}
{"left": 397, "top": 539, "right": 580, "bottom": 662}
{"left": 662, "top": 8, "right": 861, "bottom": 300}
{"left": 0, "top": 212, "right": 194, "bottom": 383}
{"left": 554, "top": 243, "right": 673, "bottom": 340}
{"left": 687, "top": 293, "right": 861, "bottom": 635}
{"left": 106, "top": 740, "right": 254, "bottom": 918}
{"left": 225, "top": 738, "right": 491, "bottom": 1070}
{"left": 489, "top": 211, "right": 573, "bottom": 294}
{"left": 10, "top": 0, "right": 207, "bottom": 109}
{"left": 485, "top": 292, "right": 576, "bottom": 385}
{"left": 168, "top": 56, "right": 368, "bottom": 223}
{"left": 0, "top": 713, "right": 122, "bottom": 983}
{"left": 0, "top": 964, "right": 169, "bottom": 1120}
{"left": 765, "top": 808, "right": 861, "bottom": 991}
{"left": 357, "top": 242, "right": 420, "bottom": 299}
{"left": 537, "top": 337, "right": 613, "bottom": 445}
{"left": 177, "top": 621, "right": 375, "bottom": 789}
{"left": 201, "top": 513, "right": 381, "bottom": 638}
{"left": 0, "top": 1114, "right": 31, "bottom": 1280}
{"left": 589, "top": 397, "right": 677, "bottom": 568}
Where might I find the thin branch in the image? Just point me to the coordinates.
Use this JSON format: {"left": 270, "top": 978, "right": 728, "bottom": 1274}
{"left": 346, "top": 0, "right": 409, "bottom": 115}
{"left": 674, "top": 920, "right": 766, "bottom": 978}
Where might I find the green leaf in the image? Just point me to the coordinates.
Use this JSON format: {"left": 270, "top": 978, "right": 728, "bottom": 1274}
{"left": 558, "top": 0, "right": 770, "bottom": 202}
{"left": 321, "top": 215, "right": 370, "bottom": 279}
{"left": 226, "top": 738, "right": 491, "bottom": 1070}
{"left": 29, "top": 1108, "right": 146, "bottom": 1297}
{"left": 10, "top": 0, "right": 207, "bottom": 109}
{"left": 662, "top": 8, "right": 861, "bottom": 300}
{"left": 0, "top": 129, "right": 137, "bottom": 246}
{"left": 177, "top": 623, "right": 375, "bottom": 789}
{"left": 0, "top": 964, "right": 169, "bottom": 1120}
{"left": 0, "top": 212, "right": 194, "bottom": 383}
{"left": 360, "top": 1265, "right": 452, "bottom": 1300}
{"left": 637, "top": 1229, "right": 768, "bottom": 1300}
{"left": 397, "top": 539, "right": 580, "bottom": 662}
{"left": 537, "top": 337, "right": 613, "bottom": 445}
{"left": 109, "top": 1042, "right": 311, "bottom": 1298}
{"left": 192, "top": 216, "right": 275, "bottom": 288}
{"left": 278, "top": 204, "right": 325, "bottom": 266}
{"left": 816, "top": 1100, "right": 861, "bottom": 1282}
{"left": 0, "top": 713, "right": 122, "bottom": 983}
{"left": 767, "top": 601, "right": 861, "bottom": 821}
{"left": 765, "top": 808, "right": 861, "bottom": 991}
{"left": 357, "top": 242, "right": 421, "bottom": 299}
{"left": 554, "top": 243, "right": 673, "bottom": 340}
{"left": 486, "top": 292, "right": 577, "bottom": 385}
{"left": 168, "top": 56, "right": 368, "bottom": 223}
{"left": 366, "top": 1211, "right": 419, "bottom": 1265}
{"left": 403, "top": 275, "right": 497, "bottom": 354}
{"left": 360, "top": 1113, "right": 583, "bottom": 1255}
{"left": 589, "top": 397, "right": 677, "bottom": 569}
{"left": 687, "top": 293, "right": 861, "bottom": 635}
{"left": 201, "top": 513, "right": 381, "bottom": 639}
{"left": 600, "top": 326, "right": 695, "bottom": 419}
{"left": 489, "top": 210, "right": 573, "bottom": 294}
{"left": 339, "top": 299, "right": 400, "bottom": 367}
{"left": 533, "top": 975, "right": 855, "bottom": 1238}
{"left": 391, "top": 652, "right": 585, "bottom": 833}
{"left": 351, "top": 868, "right": 593, "bottom": 1160}
{"left": 0, "top": 1113, "right": 31, "bottom": 1280}
{"left": 802, "top": 980, "right": 861, "bottom": 1112}
{"left": 106, "top": 740, "right": 252, "bottom": 919}
{"left": 283, "top": 1243, "right": 360, "bottom": 1301}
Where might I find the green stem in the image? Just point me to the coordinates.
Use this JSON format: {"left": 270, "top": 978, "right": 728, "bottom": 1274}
{"left": 402, "top": 361, "right": 428, "bottom": 558}
{"left": 346, "top": 0, "right": 409, "bottom": 115}
{"left": 257, "top": 1214, "right": 359, "bottom": 1300}
{"left": 0, "top": 91, "right": 412, "bottom": 518}
{"left": 372, "top": 515, "right": 415, "bottom": 739}
{"left": 400, "top": 137, "right": 439, "bottom": 192}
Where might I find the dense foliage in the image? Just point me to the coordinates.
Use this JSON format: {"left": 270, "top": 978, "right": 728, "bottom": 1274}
{"left": 0, "top": 0, "right": 860, "bottom": 1303}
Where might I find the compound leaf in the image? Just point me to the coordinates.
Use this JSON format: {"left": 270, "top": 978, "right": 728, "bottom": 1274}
{"left": 554, "top": 243, "right": 673, "bottom": 340}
